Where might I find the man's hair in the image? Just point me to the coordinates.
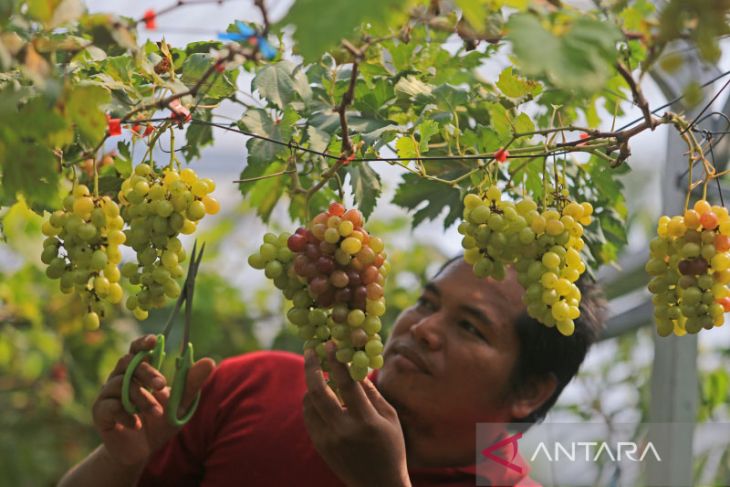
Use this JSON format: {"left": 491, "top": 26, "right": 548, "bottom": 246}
{"left": 509, "top": 275, "right": 605, "bottom": 426}
{"left": 434, "top": 255, "right": 606, "bottom": 425}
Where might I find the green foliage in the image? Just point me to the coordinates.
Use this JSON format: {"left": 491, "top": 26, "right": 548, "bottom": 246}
{"left": 3, "top": 0, "right": 730, "bottom": 483}
{"left": 507, "top": 14, "right": 622, "bottom": 93}
{"left": 281, "top": 0, "right": 406, "bottom": 62}
{"left": 347, "top": 163, "right": 381, "bottom": 220}
{"left": 392, "top": 173, "right": 462, "bottom": 228}
{"left": 496, "top": 67, "right": 542, "bottom": 99}
{"left": 65, "top": 85, "right": 110, "bottom": 143}
{"left": 253, "top": 61, "right": 312, "bottom": 110}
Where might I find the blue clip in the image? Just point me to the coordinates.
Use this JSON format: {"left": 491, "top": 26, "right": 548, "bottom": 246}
{"left": 218, "top": 21, "right": 276, "bottom": 60}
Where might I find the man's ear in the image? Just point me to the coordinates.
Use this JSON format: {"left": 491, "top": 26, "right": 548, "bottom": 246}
{"left": 509, "top": 373, "right": 557, "bottom": 421}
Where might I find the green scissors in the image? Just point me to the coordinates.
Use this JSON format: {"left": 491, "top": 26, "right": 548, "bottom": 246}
{"left": 121, "top": 241, "right": 205, "bottom": 427}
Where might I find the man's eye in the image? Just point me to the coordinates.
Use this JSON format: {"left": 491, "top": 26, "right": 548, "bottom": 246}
{"left": 460, "top": 321, "right": 487, "bottom": 341}
{"left": 416, "top": 297, "right": 436, "bottom": 311}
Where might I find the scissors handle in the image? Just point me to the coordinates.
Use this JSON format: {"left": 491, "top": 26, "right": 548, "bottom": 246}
{"left": 121, "top": 334, "right": 166, "bottom": 415}
{"left": 166, "top": 342, "right": 201, "bottom": 427}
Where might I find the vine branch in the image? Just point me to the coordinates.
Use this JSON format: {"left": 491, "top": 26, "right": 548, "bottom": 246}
{"left": 122, "top": 47, "right": 240, "bottom": 123}
{"left": 254, "top": 0, "right": 271, "bottom": 35}
{"left": 615, "top": 61, "right": 655, "bottom": 130}
{"left": 304, "top": 38, "right": 370, "bottom": 199}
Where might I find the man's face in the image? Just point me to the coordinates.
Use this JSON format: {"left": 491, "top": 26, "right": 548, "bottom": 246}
{"left": 376, "top": 259, "right": 527, "bottom": 467}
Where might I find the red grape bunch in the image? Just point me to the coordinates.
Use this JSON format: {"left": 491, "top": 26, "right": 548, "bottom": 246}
{"left": 249, "top": 203, "right": 389, "bottom": 381}
{"left": 41, "top": 185, "right": 125, "bottom": 329}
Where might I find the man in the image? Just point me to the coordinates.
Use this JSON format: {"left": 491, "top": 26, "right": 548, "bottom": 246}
{"left": 59, "top": 256, "right": 604, "bottom": 486}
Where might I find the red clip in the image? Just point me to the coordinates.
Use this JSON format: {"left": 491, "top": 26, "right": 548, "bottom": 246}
{"left": 214, "top": 60, "right": 226, "bottom": 73}
{"left": 339, "top": 153, "right": 356, "bottom": 166}
{"left": 143, "top": 9, "right": 157, "bottom": 30}
{"left": 106, "top": 114, "right": 122, "bottom": 136}
{"left": 168, "top": 99, "right": 192, "bottom": 125}
{"left": 494, "top": 148, "right": 509, "bottom": 163}
{"left": 577, "top": 132, "right": 590, "bottom": 147}
{"left": 143, "top": 124, "right": 155, "bottom": 136}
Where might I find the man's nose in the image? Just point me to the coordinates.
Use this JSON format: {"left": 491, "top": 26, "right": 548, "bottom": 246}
{"left": 409, "top": 312, "right": 444, "bottom": 350}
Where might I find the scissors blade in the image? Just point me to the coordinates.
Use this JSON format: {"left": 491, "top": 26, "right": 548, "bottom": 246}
{"left": 182, "top": 241, "right": 205, "bottom": 350}
{"left": 162, "top": 274, "right": 188, "bottom": 338}
{"left": 162, "top": 240, "right": 201, "bottom": 338}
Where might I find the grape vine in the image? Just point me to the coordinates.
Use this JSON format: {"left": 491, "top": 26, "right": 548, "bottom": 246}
{"left": 3, "top": 0, "right": 730, "bottom": 338}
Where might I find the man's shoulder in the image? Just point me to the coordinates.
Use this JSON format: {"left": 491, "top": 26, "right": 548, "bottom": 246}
{"left": 196, "top": 350, "right": 307, "bottom": 416}
{"left": 213, "top": 350, "right": 305, "bottom": 386}
{"left": 220, "top": 349, "right": 304, "bottom": 370}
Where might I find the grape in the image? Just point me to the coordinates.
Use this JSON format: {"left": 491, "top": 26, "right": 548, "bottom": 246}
{"left": 249, "top": 203, "right": 387, "bottom": 380}
{"left": 460, "top": 186, "right": 593, "bottom": 335}
{"left": 647, "top": 200, "right": 730, "bottom": 336}
{"left": 341, "top": 237, "right": 362, "bottom": 255}
{"left": 118, "top": 165, "right": 218, "bottom": 317}
{"left": 41, "top": 189, "right": 124, "bottom": 327}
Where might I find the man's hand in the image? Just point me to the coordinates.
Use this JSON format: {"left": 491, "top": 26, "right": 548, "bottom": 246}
{"left": 92, "top": 335, "right": 216, "bottom": 467}
{"left": 303, "top": 342, "right": 411, "bottom": 487}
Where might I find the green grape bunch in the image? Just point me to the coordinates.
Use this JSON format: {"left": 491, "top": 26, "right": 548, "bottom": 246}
{"left": 646, "top": 199, "right": 730, "bottom": 336}
{"left": 249, "top": 203, "right": 389, "bottom": 381}
{"left": 459, "top": 184, "right": 593, "bottom": 336}
{"left": 41, "top": 185, "right": 125, "bottom": 329}
{"left": 118, "top": 164, "right": 219, "bottom": 320}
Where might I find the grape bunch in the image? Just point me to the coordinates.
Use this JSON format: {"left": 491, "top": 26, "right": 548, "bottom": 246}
{"left": 249, "top": 203, "right": 389, "bottom": 381}
{"left": 646, "top": 200, "right": 730, "bottom": 336}
{"left": 459, "top": 185, "right": 593, "bottom": 336}
{"left": 118, "top": 164, "right": 219, "bottom": 319}
{"left": 41, "top": 185, "right": 125, "bottom": 329}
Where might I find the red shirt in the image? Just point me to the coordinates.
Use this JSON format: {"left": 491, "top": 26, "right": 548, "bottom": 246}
{"left": 138, "top": 351, "right": 540, "bottom": 486}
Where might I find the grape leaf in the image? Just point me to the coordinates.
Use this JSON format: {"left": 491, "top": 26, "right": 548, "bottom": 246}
{"left": 253, "top": 61, "right": 312, "bottom": 110}
{"left": 456, "top": 0, "right": 486, "bottom": 32}
{"left": 513, "top": 112, "right": 534, "bottom": 134}
{"left": 307, "top": 125, "right": 330, "bottom": 153}
{"left": 26, "top": 0, "right": 62, "bottom": 23}
{"left": 282, "top": 0, "right": 403, "bottom": 62}
{"left": 496, "top": 67, "right": 542, "bottom": 98}
{"left": 114, "top": 140, "right": 132, "bottom": 178}
{"left": 394, "top": 76, "right": 434, "bottom": 99}
{"left": 184, "top": 110, "right": 213, "bottom": 160}
{"left": 507, "top": 14, "right": 622, "bottom": 93}
{"left": 1, "top": 96, "right": 69, "bottom": 145}
{"left": 238, "top": 107, "right": 299, "bottom": 166}
{"left": 65, "top": 84, "right": 110, "bottom": 144}
{"left": 247, "top": 160, "right": 287, "bottom": 222}
{"left": 501, "top": 0, "right": 528, "bottom": 9}
{"left": 98, "top": 175, "right": 123, "bottom": 196}
{"left": 418, "top": 120, "right": 440, "bottom": 153}
{"left": 347, "top": 162, "right": 381, "bottom": 219}
{"left": 485, "top": 102, "right": 511, "bottom": 142}
{"left": 181, "top": 53, "right": 238, "bottom": 100}
{"left": 395, "top": 137, "right": 418, "bottom": 159}
{"left": 392, "top": 173, "right": 462, "bottom": 228}
{"left": 2, "top": 141, "right": 59, "bottom": 210}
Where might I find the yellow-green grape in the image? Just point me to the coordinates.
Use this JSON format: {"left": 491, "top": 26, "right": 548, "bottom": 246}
{"left": 460, "top": 187, "right": 592, "bottom": 336}
{"left": 647, "top": 201, "right": 730, "bottom": 337}
{"left": 41, "top": 190, "right": 123, "bottom": 326}
{"left": 119, "top": 165, "right": 218, "bottom": 317}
